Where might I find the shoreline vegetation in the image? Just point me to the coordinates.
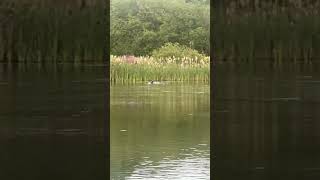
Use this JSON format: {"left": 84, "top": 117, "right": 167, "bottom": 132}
{"left": 2, "top": 0, "right": 320, "bottom": 65}
{"left": 0, "top": 0, "right": 105, "bottom": 63}
{"left": 214, "top": 0, "right": 320, "bottom": 63}
{"left": 110, "top": 55, "right": 209, "bottom": 83}
{"left": 111, "top": 42, "right": 210, "bottom": 83}
{"left": 111, "top": 0, "right": 210, "bottom": 84}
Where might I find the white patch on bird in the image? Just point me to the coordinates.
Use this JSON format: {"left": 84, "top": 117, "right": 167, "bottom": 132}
{"left": 120, "top": 129, "right": 127, "bottom": 132}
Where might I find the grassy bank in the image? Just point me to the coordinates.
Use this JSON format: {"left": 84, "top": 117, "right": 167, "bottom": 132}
{"left": 110, "top": 56, "right": 209, "bottom": 83}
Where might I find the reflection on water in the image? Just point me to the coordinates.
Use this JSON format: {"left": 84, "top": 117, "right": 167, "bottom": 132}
{"left": 128, "top": 145, "right": 209, "bottom": 180}
{"left": 213, "top": 62, "right": 320, "bottom": 180}
{"left": 111, "top": 83, "right": 210, "bottom": 179}
{"left": 0, "top": 63, "right": 106, "bottom": 180}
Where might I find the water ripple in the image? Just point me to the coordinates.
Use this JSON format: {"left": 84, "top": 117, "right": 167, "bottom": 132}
{"left": 125, "top": 149, "right": 210, "bottom": 180}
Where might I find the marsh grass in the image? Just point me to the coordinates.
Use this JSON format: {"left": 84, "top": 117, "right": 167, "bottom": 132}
{"left": 215, "top": 14, "right": 320, "bottom": 62}
{"left": 214, "top": 1, "right": 320, "bottom": 64}
{"left": 0, "top": 0, "right": 105, "bottom": 63}
{"left": 111, "top": 56, "right": 209, "bottom": 83}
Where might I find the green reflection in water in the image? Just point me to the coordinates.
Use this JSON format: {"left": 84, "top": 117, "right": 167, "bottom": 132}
{"left": 111, "top": 82, "right": 210, "bottom": 179}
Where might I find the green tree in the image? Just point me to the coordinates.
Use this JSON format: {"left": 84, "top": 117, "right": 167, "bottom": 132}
{"left": 111, "top": 0, "right": 210, "bottom": 56}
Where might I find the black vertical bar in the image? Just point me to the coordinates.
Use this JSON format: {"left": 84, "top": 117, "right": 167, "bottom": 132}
{"left": 103, "top": 0, "right": 110, "bottom": 179}
{"left": 210, "top": 0, "right": 215, "bottom": 179}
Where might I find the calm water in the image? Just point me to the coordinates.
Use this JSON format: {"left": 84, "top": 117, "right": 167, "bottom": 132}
{"left": 0, "top": 63, "right": 107, "bottom": 180}
{"left": 213, "top": 62, "right": 320, "bottom": 180}
{"left": 111, "top": 82, "right": 210, "bottom": 179}
{"left": 4, "top": 61, "right": 319, "bottom": 179}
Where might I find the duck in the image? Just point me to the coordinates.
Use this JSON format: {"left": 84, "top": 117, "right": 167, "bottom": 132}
{"left": 147, "top": 80, "right": 161, "bottom": 85}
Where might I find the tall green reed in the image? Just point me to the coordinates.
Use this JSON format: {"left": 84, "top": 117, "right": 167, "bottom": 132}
{"left": 213, "top": 1, "right": 320, "bottom": 65}
{"left": 0, "top": 0, "right": 105, "bottom": 63}
{"left": 111, "top": 56, "right": 210, "bottom": 83}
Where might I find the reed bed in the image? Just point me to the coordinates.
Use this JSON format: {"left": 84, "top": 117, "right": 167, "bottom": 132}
{"left": 214, "top": 0, "right": 320, "bottom": 64}
{"left": 110, "top": 56, "right": 210, "bottom": 83}
{"left": 0, "top": 0, "right": 105, "bottom": 63}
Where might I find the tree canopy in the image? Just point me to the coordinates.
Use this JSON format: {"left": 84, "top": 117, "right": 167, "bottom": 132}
{"left": 111, "top": 0, "right": 210, "bottom": 56}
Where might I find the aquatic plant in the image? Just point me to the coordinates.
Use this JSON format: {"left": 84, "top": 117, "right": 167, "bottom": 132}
{"left": 110, "top": 55, "right": 210, "bottom": 83}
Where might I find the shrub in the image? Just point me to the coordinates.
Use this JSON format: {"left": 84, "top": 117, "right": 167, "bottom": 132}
{"left": 151, "top": 43, "right": 205, "bottom": 63}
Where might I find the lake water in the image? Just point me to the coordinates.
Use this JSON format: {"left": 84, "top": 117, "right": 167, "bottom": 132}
{"left": 111, "top": 82, "right": 210, "bottom": 179}
{"left": 213, "top": 62, "right": 320, "bottom": 180}
{"left": 0, "top": 63, "right": 107, "bottom": 180}
{"left": 4, "top": 61, "right": 319, "bottom": 179}
{"left": 0, "top": 63, "right": 210, "bottom": 179}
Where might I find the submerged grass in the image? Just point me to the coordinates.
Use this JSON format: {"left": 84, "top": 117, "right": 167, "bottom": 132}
{"left": 111, "top": 56, "right": 209, "bottom": 83}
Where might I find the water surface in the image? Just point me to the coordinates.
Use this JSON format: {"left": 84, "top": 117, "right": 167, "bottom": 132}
{"left": 213, "top": 62, "right": 320, "bottom": 180}
{"left": 0, "top": 63, "right": 106, "bottom": 180}
{"left": 111, "top": 82, "right": 210, "bottom": 179}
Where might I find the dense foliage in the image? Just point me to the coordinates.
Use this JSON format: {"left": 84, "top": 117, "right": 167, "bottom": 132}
{"left": 111, "top": 0, "right": 210, "bottom": 56}
{"left": 152, "top": 43, "right": 205, "bottom": 63}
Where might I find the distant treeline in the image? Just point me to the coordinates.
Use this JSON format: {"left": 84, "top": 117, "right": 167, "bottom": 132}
{"left": 111, "top": 0, "right": 210, "bottom": 56}
{"left": 0, "top": 0, "right": 105, "bottom": 63}
{"left": 214, "top": 0, "right": 320, "bottom": 63}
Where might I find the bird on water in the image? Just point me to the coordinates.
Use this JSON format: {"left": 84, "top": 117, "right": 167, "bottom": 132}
{"left": 147, "top": 80, "right": 161, "bottom": 84}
